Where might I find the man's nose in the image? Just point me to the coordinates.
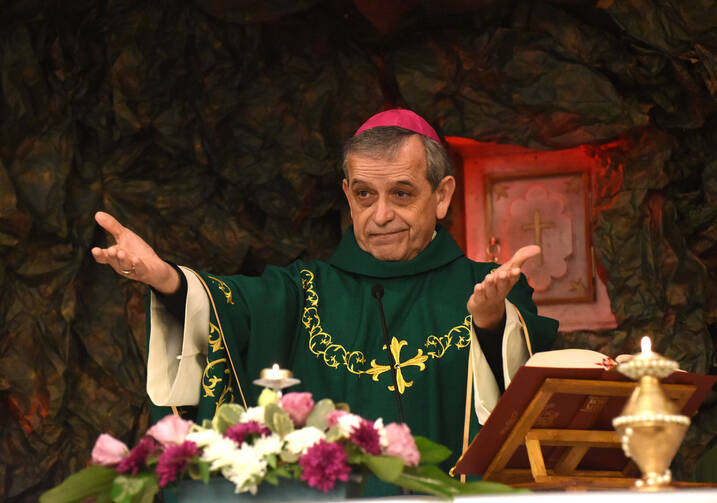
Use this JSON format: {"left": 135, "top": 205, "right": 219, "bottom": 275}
{"left": 373, "top": 197, "right": 395, "bottom": 225}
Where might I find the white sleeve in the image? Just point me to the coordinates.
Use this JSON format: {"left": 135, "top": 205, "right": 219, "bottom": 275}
{"left": 146, "top": 266, "right": 210, "bottom": 406}
{"left": 470, "top": 300, "right": 530, "bottom": 425}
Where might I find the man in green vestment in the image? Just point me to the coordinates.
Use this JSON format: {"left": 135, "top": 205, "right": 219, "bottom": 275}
{"left": 92, "top": 109, "right": 558, "bottom": 495}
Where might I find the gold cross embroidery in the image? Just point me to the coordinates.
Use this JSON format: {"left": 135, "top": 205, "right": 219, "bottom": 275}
{"left": 365, "top": 337, "right": 428, "bottom": 394}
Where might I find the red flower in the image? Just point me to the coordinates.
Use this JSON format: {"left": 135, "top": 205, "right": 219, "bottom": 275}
{"left": 349, "top": 419, "right": 381, "bottom": 455}
{"left": 117, "top": 437, "right": 157, "bottom": 475}
{"left": 156, "top": 441, "right": 199, "bottom": 487}
{"left": 224, "top": 420, "right": 271, "bottom": 446}
{"left": 299, "top": 440, "right": 351, "bottom": 492}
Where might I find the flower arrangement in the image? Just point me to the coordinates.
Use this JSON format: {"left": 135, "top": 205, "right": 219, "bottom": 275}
{"left": 40, "top": 389, "right": 520, "bottom": 502}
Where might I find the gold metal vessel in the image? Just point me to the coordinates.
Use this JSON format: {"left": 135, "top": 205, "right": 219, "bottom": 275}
{"left": 612, "top": 337, "right": 689, "bottom": 490}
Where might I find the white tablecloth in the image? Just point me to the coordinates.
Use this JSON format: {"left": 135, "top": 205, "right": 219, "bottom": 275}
{"left": 356, "top": 488, "right": 717, "bottom": 503}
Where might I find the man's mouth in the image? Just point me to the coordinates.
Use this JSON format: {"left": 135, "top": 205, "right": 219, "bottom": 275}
{"left": 369, "top": 230, "right": 407, "bottom": 239}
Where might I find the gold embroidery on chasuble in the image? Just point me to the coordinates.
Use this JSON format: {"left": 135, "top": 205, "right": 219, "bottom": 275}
{"left": 425, "top": 316, "right": 472, "bottom": 358}
{"left": 208, "top": 275, "right": 234, "bottom": 305}
{"left": 202, "top": 315, "right": 234, "bottom": 407}
{"left": 365, "top": 337, "right": 428, "bottom": 393}
{"left": 299, "top": 269, "right": 470, "bottom": 394}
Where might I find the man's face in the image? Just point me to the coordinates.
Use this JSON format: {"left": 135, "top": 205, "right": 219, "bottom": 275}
{"left": 342, "top": 135, "right": 455, "bottom": 262}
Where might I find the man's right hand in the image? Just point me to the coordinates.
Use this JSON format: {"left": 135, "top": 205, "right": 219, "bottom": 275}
{"left": 91, "top": 211, "right": 181, "bottom": 295}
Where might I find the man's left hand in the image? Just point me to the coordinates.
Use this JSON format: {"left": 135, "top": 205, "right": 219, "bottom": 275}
{"left": 467, "top": 245, "right": 541, "bottom": 330}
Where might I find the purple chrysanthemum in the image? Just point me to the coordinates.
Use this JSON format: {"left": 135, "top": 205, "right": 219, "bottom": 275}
{"left": 117, "top": 437, "right": 157, "bottom": 475}
{"left": 224, "top": 420, "right": 271, "bottom": 446}
{"left": 299, "top": 439, "right": 351, "bottom": 492}
{"left": 349, "top": 419, "right": 381, "bottom": 455}
{"left": 155, "top": 441, "right": 199, "bottom": 487}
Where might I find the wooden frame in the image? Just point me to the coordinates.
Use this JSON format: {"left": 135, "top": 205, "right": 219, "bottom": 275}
{"left": 484, "top": 168, "right": 594, "bottom": 305}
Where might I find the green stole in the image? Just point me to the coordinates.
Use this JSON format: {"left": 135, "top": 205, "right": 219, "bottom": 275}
{"left": 148, "top": 226, "right": 558, "bottom": 494}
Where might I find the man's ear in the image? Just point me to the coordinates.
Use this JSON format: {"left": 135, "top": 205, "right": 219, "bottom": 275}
{"left": 342, "top": 178, "right": 350, "bottom": 202}
{"left": 435, "top": 175, "right": 456, "bottom": 219}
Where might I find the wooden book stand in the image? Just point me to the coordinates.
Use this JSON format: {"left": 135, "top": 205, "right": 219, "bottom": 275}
{"left": 453, "top": 366, "right": 716, "bottom": 490}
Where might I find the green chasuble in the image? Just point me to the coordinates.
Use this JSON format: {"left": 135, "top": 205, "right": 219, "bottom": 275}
{"left": 148, "top": 226, "right": 557, "bottom": 495}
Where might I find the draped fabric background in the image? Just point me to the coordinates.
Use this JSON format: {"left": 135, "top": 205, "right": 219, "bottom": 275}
{"left": 1, "top": 1, "right": 716, "bottom": 500}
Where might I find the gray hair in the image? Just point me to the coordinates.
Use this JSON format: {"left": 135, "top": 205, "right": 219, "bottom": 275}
{"left": 341, "top": 126, "right": 453, "bottom": 190}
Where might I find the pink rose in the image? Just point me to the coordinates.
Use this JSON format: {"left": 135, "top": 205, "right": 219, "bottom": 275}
{"left": 147, "top": 414, "right": 194, "bottom": 446}
{"left": 383, "top": 423, "right": 420, "bottom": 467}
{"left": 91, "top": 433, "right": 129, "bottom": 466}
{"left": 326, "top": 410, "right": 347, "bottom": 428}
{"left": 279, "top": 392, "right": 314, "bottom": 426}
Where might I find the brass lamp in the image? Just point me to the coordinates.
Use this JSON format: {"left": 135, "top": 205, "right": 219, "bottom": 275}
{"left": 612, "top": 336, "right": 690, "bottom": 490}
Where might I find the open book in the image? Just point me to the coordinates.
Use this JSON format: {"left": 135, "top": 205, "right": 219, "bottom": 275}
{"left": 454, "top": 349, "right": 716, "bottom": 481}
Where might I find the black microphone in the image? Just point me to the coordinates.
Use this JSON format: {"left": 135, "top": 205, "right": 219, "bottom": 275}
{"left": 371, "top": 283, "right": 406, "bottom": 424}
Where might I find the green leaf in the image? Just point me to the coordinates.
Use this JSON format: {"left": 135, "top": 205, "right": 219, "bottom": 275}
{"left": 265, "top": 403, "right": 294, "bottom": 437}
{"left": 459, "top": 480, "right": 529, "bottom": 494}
{"left": 414, "top": 436, "right": 451, "bottom": 464}
{"left": 39, "top": 466, "right": 118, "bottom": 503}
{"left": 266, "top": 453, "right": 278, "bottom": 469}
{"left": 212, "top": 403, "right": 245, "bottom": 434}
{"left": 364, "top": 455, "right": 404, "bottom": 483}
{"left": 393, "top": 471, "right": 456, "bottom": 498}
{"left": 346, "top": 452, "right": 368, "bottom": 465}
{"left": 305, "top": 398, "right": 335, "bottom": 430}
{"left": 325, "top": 425, "right": 343, "bottom": 443}
{"left": 110, "top": 474, "right": 159, "bottom": 503}
{"left": 273, "top": 466, "right": 291, "bottom": 479}
{"left": 257, "top": 388, "right": 279, "bottom": 406}
{"left": 396, "top": 465, "right": 524, "bottom": 497}
{"left": 265, "top": 472, "right": 279, "bottom": 485}
{"left": 335, "top": 402, "right": 351, "bottom": 412}
{"left": 279, "top": 448, "right": 300, "bottom": 463}
{"left": 288, "top": 463, "right": 302, "bottom": 479}
{"left": 200, "top": 461, "right": 211, "bottom": 483}
{"left": 187, "top": 460, "right": 210, "bottom": 482}
{"left": 95, "top": 491, "right": 113, "bottom": 503}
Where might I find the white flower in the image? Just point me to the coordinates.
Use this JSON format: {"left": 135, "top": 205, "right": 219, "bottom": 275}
{"left": 241, "top": 406, "right": 266, "bottom": 425}
{"left": 283, "top": 426, "right": 325, "bottom": 455}
{"left": 374, "top": 418, "right": 389, "bottom": 450}
{"left": 221, "top": 443, "right": 268, "bottom": 494}
{"left": 200, "top": 437, "right": 242, "bottom": 471}
{"left": 252, "top": 433, "right": 283, "bottom": 458}
{"left": 186, "top": 428, "right": 222, "bottom": 448}
{"left": 334, "top": 413, "right": 362, "bottom": 437}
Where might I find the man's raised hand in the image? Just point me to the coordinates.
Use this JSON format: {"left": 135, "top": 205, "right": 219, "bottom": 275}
{"left": 91, "top": 211, "right": 181, "bottom": 294}
{"left": 467, "top": 245, "right": 541, "bottom": 330}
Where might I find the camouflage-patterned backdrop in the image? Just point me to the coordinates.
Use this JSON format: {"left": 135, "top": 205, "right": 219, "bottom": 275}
{"left": 1, "top": 0, "right": 716, "bottom": 500}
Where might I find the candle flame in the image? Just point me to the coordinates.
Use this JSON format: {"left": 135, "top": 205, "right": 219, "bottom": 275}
{"left": 272, "top": 363, "right": 280, "bottom": 371}
{"left": 641, "top": 336, "right": 652, "bottom": 355}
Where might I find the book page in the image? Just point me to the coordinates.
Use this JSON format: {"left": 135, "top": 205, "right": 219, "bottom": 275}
{"left": 525, "top": 348, "right": 614, "bottom": 369}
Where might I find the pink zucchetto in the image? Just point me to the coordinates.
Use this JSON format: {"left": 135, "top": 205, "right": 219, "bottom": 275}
{"left": 354, "top": 109, "right": 441, "bottom": 143}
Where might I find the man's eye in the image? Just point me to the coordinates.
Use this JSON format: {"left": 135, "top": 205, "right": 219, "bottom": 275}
{"left": 395, "top": 191, "right": 410, "bottom": 198}
{"left": 357, "top": 190, "right": 370, "bottom": 198}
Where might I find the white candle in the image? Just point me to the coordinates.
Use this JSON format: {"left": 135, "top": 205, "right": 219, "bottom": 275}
{"left": 641, "top": 336, "right": 652, "bottom": 356}
{"left": 268, "top": 363, "right": 281, "bottom": 380}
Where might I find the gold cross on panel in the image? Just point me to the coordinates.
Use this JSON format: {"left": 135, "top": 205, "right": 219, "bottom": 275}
{"left": 521, "top": 210, "right": 554, "bottom": 264}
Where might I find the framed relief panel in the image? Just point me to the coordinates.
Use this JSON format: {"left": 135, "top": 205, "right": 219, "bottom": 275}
{"left": 446, "top": 138, "right": 617, "bottom": 331}
{"left": 486, "top": 168, "right": 593, "bottom": 304}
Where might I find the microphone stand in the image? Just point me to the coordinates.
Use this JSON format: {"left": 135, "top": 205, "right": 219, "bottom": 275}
{"left": 371, "top": 284, "right": 405, "bottom": 424}
{"left": 372, "top": 283, "right": 410, "bottom": 496}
